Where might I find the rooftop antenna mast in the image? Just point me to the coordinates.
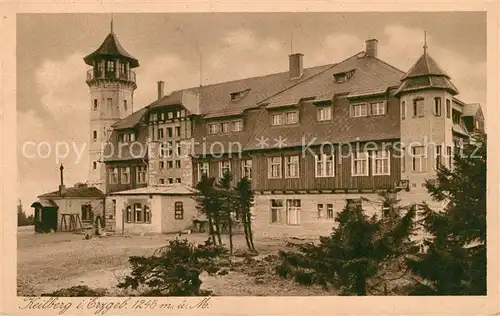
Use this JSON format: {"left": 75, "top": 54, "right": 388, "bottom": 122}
{"left": 423, "top": 30, "right": 428, "bottom": 53}
{"left": 110, "top": 13, "right": 114, "bottom": 33}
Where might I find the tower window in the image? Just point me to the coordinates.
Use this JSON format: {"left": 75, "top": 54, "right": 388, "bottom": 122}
{"left": 93, "top": 99, "right": 98, "bottom": 111}
{"left": 119, "top": 62, "right": 126, "bottom": 74}
{"left": 413, "top": 98, "right": 424, "bottom": 117}
{"left": 446, "top": 99, "right": 451, "bottom": 118}
{"left": 106, "top": 60, "right": 115, "bottom": 72}
{"left": 434, "top": 97, "right": 442, "bottom": 116}
{"left": 93, "top": 130, "right": 97, "bottom": 141}
{"left": 93, "top": 161, "right": 97, "bottom": 170}
{"left": 123, "top": 100, "right": 128, "bottom": 112}
{"left": 401, "top": 101, "right": 406, "bottom": 120}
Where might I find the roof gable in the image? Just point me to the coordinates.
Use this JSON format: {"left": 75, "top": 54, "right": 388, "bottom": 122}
{"left": 38, "top": 186, "right": 105, "bottom": 199}
{"left": 401, "top": 52, "right": 449, "bottom": 80}
{"left": 112, "top": 107, "right": 147, "bottom": 130}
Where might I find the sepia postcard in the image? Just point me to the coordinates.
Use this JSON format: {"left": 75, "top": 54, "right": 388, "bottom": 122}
{"left": 1, "top": 1, "right": 499, "bottom": 315}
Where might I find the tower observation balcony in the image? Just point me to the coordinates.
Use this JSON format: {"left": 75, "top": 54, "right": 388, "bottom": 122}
{"left": 86, "top": 69, "right": 136, "bottom": 85}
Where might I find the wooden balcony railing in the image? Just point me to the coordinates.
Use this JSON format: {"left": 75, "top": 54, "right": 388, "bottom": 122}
{"left": 86, "top": 69, "right": 136, "bottom": 83}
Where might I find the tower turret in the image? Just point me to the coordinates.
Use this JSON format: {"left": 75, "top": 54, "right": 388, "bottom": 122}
{"left": 84, "top": 18, "right": 139, "bottom": 191}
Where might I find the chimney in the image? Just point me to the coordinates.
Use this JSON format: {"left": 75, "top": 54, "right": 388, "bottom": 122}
{"left": 59, "top": 164, "right": 65, "bottom": 196}
{"left": 365, "top": 38, "right": 378, "bottom": 58}
{"left": 289, "top": 53, "right": 304, "bottom": 79}
{"left": 157, "top": 81, "right": 165, "bottom": 100}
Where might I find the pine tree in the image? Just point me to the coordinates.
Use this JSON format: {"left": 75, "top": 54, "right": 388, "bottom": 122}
{"left": 406, "top": 134, "right": 487, "bottom": 295}
{"left": 277, "top": 195, "right": 417, "bottom": 295}
{"left": 217, "top": 171, "right": 236, "bottom": 255}
{"left": 194, "top": 175, "right": 220, "bottom": 245}
{"left": 235, "top": 177, "right": 256, "bottom": 252}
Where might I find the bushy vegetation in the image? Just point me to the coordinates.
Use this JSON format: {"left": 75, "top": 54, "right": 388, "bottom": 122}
{"left": 117, "top": 238, "right": 228, "bottom": 296}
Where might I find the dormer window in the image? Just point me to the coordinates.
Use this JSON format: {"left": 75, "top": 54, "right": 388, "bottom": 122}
{"left": 370, "top": 101, "right": 386, "bottom": 116}
{"left": 452, "top": 109, "right": 462, "bottom": 124}
{"left": 334, "top": 70, "right": 355, "bottom": 84}
{"left": 233, "top": 120, "right": 243, "bottom": 132}
{"left": 167, "top": 112, "right": 174, "bottom": 120}
{"left": 317, "top": 107, "right": 332, "bottom": 121}
{"left": 208, "top": 123, "right": 219, "bottom": 135}
{"left": 221, "top": 122, "right": 229, "bottom": 133}
{"left": 230, "top": 89, "right": 251, "bottom": 101}
{"left": 351, "top": 103, "right": 368, "bottom": 117}
{"left": 118, "top": 132, "right": 136, "bottom": 143}
{"left": 150, "top": 113, "right": 158, "bottom": 122}
{"left": 284, "top": 111, "right": 298, "bottom": 124}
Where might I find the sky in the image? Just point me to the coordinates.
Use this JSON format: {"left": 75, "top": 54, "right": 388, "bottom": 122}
{"left": 17, "top": 12, "right": 487, "bottom": 213}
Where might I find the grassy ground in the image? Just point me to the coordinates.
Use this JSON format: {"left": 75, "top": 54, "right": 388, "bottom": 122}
{"left": 17, "top": 228, "right": 333, "bottom": 296}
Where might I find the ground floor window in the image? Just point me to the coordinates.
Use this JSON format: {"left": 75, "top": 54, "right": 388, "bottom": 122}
{"left": 286, "top": 199, "right": 301, "bottom": 225}
{"left": 317, "top": 203, "right": 334, "bottom": 218}
{"left": 270, "top": 199, "right": 283, "bottom": 223}
{"left": 125, "top": 203, "right": 151, "bottom": 224}
{"left": 174, "top": 201, "right": 184, "bottom": 220}
{"left": 81, "top": 204, "right": 93, "bottom": 222}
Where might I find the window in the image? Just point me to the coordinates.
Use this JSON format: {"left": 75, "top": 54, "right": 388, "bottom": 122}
{"left": 174, "top": 202, "right": 184, "bottom": 220}
{"left": 352, "top": 151, "right": 369, "bottom": 176}
{"left": 166, "top": 161, "right": 173, "bottom": 169}
{"left": 93, "top": 130, "right": 97, "bottom": 141}
{"left": 447, "top": 146, "right": 452, "bottom": 169}
{"left": 271, "top": 114, "right": 283, "bottom": 126}
{"left": 401, "top": 101, "right": 406, "bottom": 120}
{"left": 233, "top": 120, "right": 243, "bottom": 132}
{"left": 137, "top": 166, "right": 147, "bottom": 183}
{"left": 167, "top": 127, "right": 173, "bottom": 138}
{"left": 412, "top": 146, "right": 425, "bottom": 172}
{"left": 106, "top": 60, "right": 115, "bottom": 72}
{"left": 166, "top": 141, "right": 174, "bottom": 157}
{"left": 107, "top": 98, "right": 112, "bottom": 110}
{"left": 326, "top": 204, "right": 334, "bottom": 219}
{"left": 109, "top": 167, "right": 118, "bottom": 184}
{"left": 175, "top": 126, "right": 181, "bottom": 137}
{"left": 176, "top": 143, "right": 182, "bottom": 156}
{"left": 401, "top": 147, "right": 406, "bottom": 173}
{"left": 175, "top": 160, "right": 181, "bottom": 168}
{"left": 158, "top": 128, "right": 164, "bottom": 140}
{"left": 413, "top": 98, "right": 424, "bottom": 117}
{"left": 134, "top": 204, "right": 142, "bottom": 222}
{"left": 119, "top": 62, "right": 125, "bottom": 74}
{"left": 446, "top": 99, "right": 451, "bottom": 118}
{"left": 208, "top": 123, "right": 219, "bottom": 134}
{"left": 197, "top": 162, "right": 209, "bottom": 180}
{"left": 167, "top": 112, "right": 174, "bottom": 120}
{"left": 159, "top": 161, "right": 165, "bottom": 169}
{"left": 285, "top": 111, "right": 298, "bottom": 124}
{"left": 221, "top": 122, "right": 229, "bottom": 133}
{"left": 126, "top": 206, "right": 132, "bottom": 223}
{"left": 241, "top": 159, "right": 252, "bottom": 179}
{"left": 372, "top": 150, "right": 390, "bottom": 176}
{"left": 315, "top": 153, "right": 335, "bottom": 177}
{"left": 452, "top": 110, "right": 461, "bottom": 124}
{"left": 435, "top": 145, "right": 442, "bottom": 169}
{"left": 219, "top": 161, "right": 231, "bottom": 177}
{"left": 434, "top": 97, "right": 442, "bottom": 116}
{"left": 121, "top": 167, "right": 130, "bottom": 184}
{"left": 286, "top": 199, "right": 301, "bottom": 225}
{"left": 93, "top": 99, "right": 98, "bottom": 111}
{"left": 317, "top": 107, "right": 332, "bottom": 121}
{"left": 370, "top": 101, "right": 386, "bottom": 116}
{"left": 160, "top": 112, "right": 165, "bottom": 121}
{"left": 150, "top": 113, "right": 157, "bottom": 122}
{"left": 285, "top": 156, "right": 299, "bottom": 178}
{"left": 270, "top": 199, "right": 283, "bottom": 223}
{"left": 93, "top": 161, "right": 97, "bottom": 170}
{"left": 347, "top": 199, "right": 362, "bottom": 209}
{"left": 168, "top": 178, "right": 173, "bottom": 184}
{"left": 123, "top": 100, "right": 128, "bottom": 112}
{"left": 317, "top": 204, "right": 324, "bottom": 218}
{"left": 180, "top": 110, "right": 186, "bottom": 117}
{"left": 111, "top": 199, "right": 116, "bottom": 220}
{"left": 159, "top": 178, "right": 165, "bottom": 185}
{"left": 81, "top": 204, "right": 94, "bottom": 222}
{"left": 175, "top": 178, "right": 181, "bottom": 183}
{"left": 268, "top": 157, "right": 282, "bottom": 179}
{"left": 144, "top": 206, "right": 151, "bottom": 223}
{"left": 351, "top": 103, "right": 368, "bottom": 117}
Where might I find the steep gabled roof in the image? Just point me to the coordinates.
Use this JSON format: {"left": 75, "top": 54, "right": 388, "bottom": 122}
{"left": 83, "top": 32, "right": 139, "bottom": 68}
{"left": 112, "top": 107, "right": 147, "bottom": 130}
{"left": 395, "top": 51, "right": 458, "bottom": 96}
{"left": 147, "top": 64, "right": 333, "bottom": 117}
{"left": 462, "top": 103, "right": 481, "bottom": 117}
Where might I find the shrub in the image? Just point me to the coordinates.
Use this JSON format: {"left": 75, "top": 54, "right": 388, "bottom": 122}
{"left": 41, "top": 285, "right": 107, "bottom": 297}
{"left": 117, "top": 238, "right": 228, "bottom": 296}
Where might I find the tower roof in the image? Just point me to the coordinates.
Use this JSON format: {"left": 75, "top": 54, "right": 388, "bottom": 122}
{"left": 83, "top": 31, "right": 139, "bottom": 68}
{"left": 395, "top": 51, "right": 458, "bottom": 96}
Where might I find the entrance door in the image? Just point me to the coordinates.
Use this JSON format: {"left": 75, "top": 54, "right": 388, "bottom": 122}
{"left": 42, "top": 207, "right": 58, "bottom": 232}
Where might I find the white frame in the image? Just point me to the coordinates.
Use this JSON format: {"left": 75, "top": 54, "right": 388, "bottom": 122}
{"left": 268, "top": 157, "right": 282, "bottom": 179}
{"left": 413, "top": 98, "right": 425, "bottom": 117}
{"left": 351, "top": 103, "right": 368, "bottom": 117}
{"left": 219, "top": 160, "right": 231, "bottom": 178}
{"left": 315, "top": 153, "right": 335, "bottom": 178}
{"left": 370, "top": 101, "right": 386, "bottom": 116}
{"left": 241, "top": 159, "right": 252, "bottom": 179}
{"left": 232, "top": 119, "right": 243, "bottom": 132}
{"left": 284, "top": 155, "right": 300, "bottom": 178}
{"left": 208, "top": 123, "right": 219, "bottom": 134}
{"left": 120, "top": 167, "right": 130, "bottom": 184}
{"left": 317, "top": 106, "right": 332, "bottom": 121}
{"left": 401, "top": 101, "right": 406, "bottom": 120}
{"left": 372, "top": 150, "right": 391, "bottom": 176}
{"left": 412, "top": 146, "right": 425, "bottom": 172}
{"left": 271, "top": 113, "right": 283, "bottom": 126}
{"left": 136, "top": 166, "right": 147, "bottom": 184}
{"left": 270, "top": 199, "right": 283, "bottom": 223}
{"left": 286, "top": 199, "right": 301, "bottom": 225}
{"left": 351, "top": 151, "right": 369, "bottom": 176}
{"left": 284, "top": 111, "right": 299, "bottom": 125}
{"left": 109, "top": 167, "right": 118, "bottom": 184}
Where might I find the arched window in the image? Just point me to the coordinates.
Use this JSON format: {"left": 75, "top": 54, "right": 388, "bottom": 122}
{"left": 174, "top": 202, "right": 184, "bottom": 220}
